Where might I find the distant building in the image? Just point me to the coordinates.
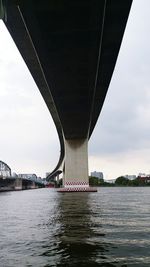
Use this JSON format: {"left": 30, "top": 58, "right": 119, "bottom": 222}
{"left": 138, "top": 173, "right": 146, "bottom": 177}
{"left": 105, "top": 179, "right": 116, "bottom": 184}
{"left": 137, "top": 174, "right": 150, "bottom": 183}
{"left": 91, "top": 171, "right": 103, "bottom": 179}
{"left": 46, "top": 172, "right": 51, "bottom": 178}
{"left": 124, "top": 175, "right": 136, "bottom": 180}
{"left": 18, "top": 173, "right": 37, "bottom": 180}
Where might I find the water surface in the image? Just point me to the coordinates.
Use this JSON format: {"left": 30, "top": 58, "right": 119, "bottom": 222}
{"left": 0, "top": 187, "right": 150, "bottom": 266}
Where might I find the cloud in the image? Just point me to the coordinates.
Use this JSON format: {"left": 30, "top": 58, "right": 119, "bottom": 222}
{"left": 1, "top": 0, "right": 150, "bottom": 179}
{"left": 88, "top": 0, "right": 150, "bottom": 178}
{"left": 89, "top": 148, "right": 150, "bottom": 180}
{"left": 0, "top": 21, "right": 60, "bottom": 177}
{"left": 89, "top": 0, "right": 150, "bottom": 160}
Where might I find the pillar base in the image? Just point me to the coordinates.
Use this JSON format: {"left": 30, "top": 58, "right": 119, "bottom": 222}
{"left": 57, "top": 186, "right": 97, "bottom": 192}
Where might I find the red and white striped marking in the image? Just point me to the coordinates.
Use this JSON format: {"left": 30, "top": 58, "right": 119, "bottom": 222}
{"left": 57, "top": 187, "right": 97, "bottom": 192}
{"left": 57, "top": 180, "right": 97, "bottom": 192}
{"left": 64, "top": 181, "right": 89, "bottom": 188}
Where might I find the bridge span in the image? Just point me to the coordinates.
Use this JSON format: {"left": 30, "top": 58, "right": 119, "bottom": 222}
{"left": 1, "top": 1, "right": 132, "bottom": 191}
{"left": 0, "top": 176, "right": 45, "bottom": 191}
{"left": 0, "top": 160, "right": 45, "bottom": 191}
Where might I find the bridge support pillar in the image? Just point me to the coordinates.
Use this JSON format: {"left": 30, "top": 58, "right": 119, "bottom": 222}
{"left": 14, "top": 178, "right": 22, "bottom": 190}
{"left": 56, "top": 174, "right": 59, "bottom": 186}
{"left": 59, "top": 139, "right": 96, "bottom": 192}
{"left": 30, "top": 181, "right": 36, "bottom": 189}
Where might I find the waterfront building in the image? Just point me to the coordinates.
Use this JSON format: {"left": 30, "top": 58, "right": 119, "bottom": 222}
{"left": 18, "top": 173, "right": 37, "bottom": 180}
{"left": 46, "top": 172, "right": 51, "bottom": 178}
{"left": 124, "top": 175, "right": 136, "bottom": 180}
{"left": 105, "top": 179, "right": 116, "bottom": 184}
{"left": 137, "top": 174, "right": 150, "bottom": 183}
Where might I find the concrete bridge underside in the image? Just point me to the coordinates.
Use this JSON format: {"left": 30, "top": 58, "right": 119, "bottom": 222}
{"left": 3, "top": 0, "right": 132, "bottom": 191}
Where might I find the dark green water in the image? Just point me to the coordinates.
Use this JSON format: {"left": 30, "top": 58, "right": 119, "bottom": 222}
{"left": 0, "top": 187, "right": 150, "bottom": 266}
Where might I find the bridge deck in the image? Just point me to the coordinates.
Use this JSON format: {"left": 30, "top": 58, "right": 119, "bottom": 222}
{"left": 4, "top": 0, "right": 132, "bottom": 173}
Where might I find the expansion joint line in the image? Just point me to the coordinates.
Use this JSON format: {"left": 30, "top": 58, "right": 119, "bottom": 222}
{"left": 88, "top": 0, "right": 107, "bottom": 139}
{"left": 17, "top": 6, "right": 58, "bottom": 118}
{"left": 17, "top": 5, "right": 64, "bottom": 170}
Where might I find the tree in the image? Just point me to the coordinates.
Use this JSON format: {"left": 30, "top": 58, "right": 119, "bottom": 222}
{"left": 89, "top": 176, "right": 104, "bottom": 186}
{"left": 115, "top": 176, "right": 129, "bottom": 186}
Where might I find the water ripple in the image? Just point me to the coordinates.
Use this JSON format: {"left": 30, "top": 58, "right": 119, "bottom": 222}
{"left": 0, "top": 188, "right": 150, "bottom": 266}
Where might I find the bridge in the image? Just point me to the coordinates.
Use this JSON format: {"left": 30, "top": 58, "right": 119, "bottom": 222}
{"left": 0, "top": 176, "right": 45, "bottom": 191}
{"left": 0, "top": 160, "right": 45, "bottom": 191}
{"left": 1, "top": 1, "right": 132, "bottom": 192}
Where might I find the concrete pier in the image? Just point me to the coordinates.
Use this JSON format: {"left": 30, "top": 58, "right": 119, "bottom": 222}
{"left": 14, "top": 178, "right": 22, "bottom": 190}
{"left": 58, "top": 139, "right": 97, "bottom": 192}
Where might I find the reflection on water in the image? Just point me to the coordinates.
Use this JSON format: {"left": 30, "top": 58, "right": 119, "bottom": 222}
{"left": 0, "top": 188, "right": 150, "bottom": 266}
{"left": 52, "top": 193, "right": 115, "bottom": 267}
{"left": 40, "top": 191, "right": 136, "bottom": 267}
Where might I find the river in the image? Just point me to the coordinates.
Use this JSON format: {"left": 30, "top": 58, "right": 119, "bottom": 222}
{"left": 0, "top": 187, "right": 150, "bottom": 266}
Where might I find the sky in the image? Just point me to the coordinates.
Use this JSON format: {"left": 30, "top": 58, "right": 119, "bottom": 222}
{"left": 0, "top": 0, "right": 150, "bottom": 179}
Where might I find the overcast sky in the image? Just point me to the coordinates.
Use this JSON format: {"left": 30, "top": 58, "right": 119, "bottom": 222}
{"left": 0, "top": 0, "right": 150, "bottom": 179}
